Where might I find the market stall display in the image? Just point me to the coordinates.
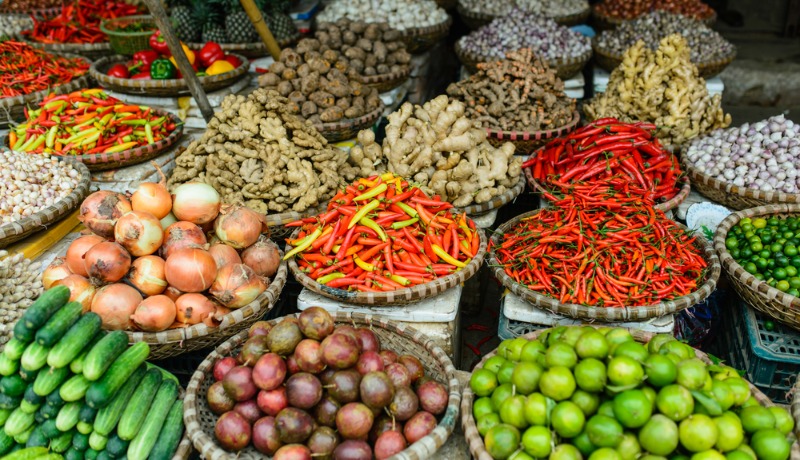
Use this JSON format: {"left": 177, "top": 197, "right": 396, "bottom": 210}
{"left": 584, "top": 34, "right": 731, "bottom": 150}
{"left": 593, "top": 11, "right": 736, "bottom": 78}
{"left": 0, "top": 251, "right": 43, "bottom": 344}
{"left": 457, "top": 0, "right": 590, "bottom": 29}
{"left": 683, "top": 115, "right": 800, "bottom": 210}
{"left": 455, "top": 12, "right": 592, "bottom": 79}
{"left": 0, "top": 14, "right": 33, "bottom": 37}
{"left": 99, "top": 15, "right": 157, "bottom": 56}
{"left": 184, "top": 310, "right": 460, "bottom": 459}
{"left": 592, "top": 0, "right": 716, "bottom": 30}
{"left": 463, "top": 327, "right": 794, "bottom": 460}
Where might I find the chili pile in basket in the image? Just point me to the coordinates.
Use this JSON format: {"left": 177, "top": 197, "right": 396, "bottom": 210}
{"left": 285, "top": 173, "right": 479, "bottom": 292}
{"left": 24, "top": 0, "right": 139, "bottom": 44}
{"left": 0, "top": 41, "right": 89, "bottom": 98}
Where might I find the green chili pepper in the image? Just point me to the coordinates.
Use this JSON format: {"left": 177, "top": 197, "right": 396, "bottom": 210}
{"left": 150, "top": 58, "right": 176, "bottom": 80}
{"left": 359, "top": 217, "right": 387, "bottom": 242}
{"left": 348, "top": 200, "right": 381, "bottom": 229}
{"left": 391, "top": 217, "right": 419, "bottom": 230}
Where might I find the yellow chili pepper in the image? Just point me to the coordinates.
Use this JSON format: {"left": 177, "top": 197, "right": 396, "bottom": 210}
{"left": 380, "top": 172, "right": 396, "bottom": 181}
{"left": 353, "top": 255, "right": 375, "bottom": 272}
{"left": 390, "top": 274, "right": 411, "bottom": 286}
{"left": 395, "top": 202, "right": 417, "bottom": 218}
{"left": 353, "top": 183, "right": 387, "bottom": 201}
{"left": 359, "top": 217, "right": 387, "bottom": 242}
{"left": 317, "top": 272, "right": 345, "bottom": 285}
{"left": 432, "top": 244, "right": 467, "bottom": 268}
{"left": 348, "top": 200, "right": 380, "bottom": 229}
{"left": 103, "top": 142, "right": 138, "bottom": 154}
{"left": 284, "top": 228, "right": 322, "bottom": 260}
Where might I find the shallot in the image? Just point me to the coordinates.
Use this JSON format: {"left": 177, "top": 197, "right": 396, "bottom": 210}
{"left": 114, "top": 211, "right": 164, "bottom": 257}
{"left": 91, "top": 283, "right": 142, "bottom": 330}
{"left": 79, "top": 191, "right": 132, "bottom": 238}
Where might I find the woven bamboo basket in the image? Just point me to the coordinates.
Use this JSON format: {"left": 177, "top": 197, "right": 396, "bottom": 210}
{"left": 455, "top": 41, "right": 592, "bottom": 80}
{"left": 184, "top": 312, "right": 460, "bottom": 460}
{"left": 399, "top": 15, "right": 452, "bottom": 54}
{"left": 463, "top": 326, "right": 798, "bottom": 460}
{"left": 171, "top": 432, "right": 193, "bottom": 460}
{"left": 592, "top": 39, "right": 736, "bottom": 78}
{"left": 0, "top": 53, "right": 92, "bottom": 125}
{"left": 485, "top": 111, "right": 581, "bottom": 155}
{"left": 457, "top": 4, "right": 590, "bottom": 29}
{"left": 456, "top": 175, "right": 525, "bottom": 217}
{"left": 125, "top": 256, "right": 288, "bottom": 360}
{"left": 313, "top": 103, "right": 384, "bottom": 143}
{"left": 187, "top": 34, "right": 300, "bottom": 58}
{"left": 591, "top": 7, "right": 717, "bottom": 31}
{"left": 90, "top": 54, "right": 250, "bottom": 97}
{"left": 0, "top": 158, "right": 90, "bottom": 249}
{"left": 263, "top": 201, "right": 329, "bottom": 242}
{"left": 360, "top": 65, "right": 411, "bottom": 93}
{"left": 20, "top": 35, "right": 112, "bottom": 59}
{"left": 287, "top": 226, "right": 488, "bottom": 305}
{"left": 489, "top": 209, "right": 720, "bottom": 321}
{"left": 714, "top": 204, "right": 800, "bottom": 330}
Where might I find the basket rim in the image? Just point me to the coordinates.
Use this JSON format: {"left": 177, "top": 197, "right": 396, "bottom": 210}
{"left": 398, "top": 14, "right": 452, "bottom": 39}
{"left": 591, "top": 36, "right": 737, "bottom": 72}
{"left": 455, "top": 39, "right": 592, "bottom": 73}
{"left": 186, "top": 33, "right": 300, "bottom": 52}
{"left": 183, "top": 312, "right": 461, "bottom": 460}
{"left": 359, "top": 64, "right": 411, "bottom": 86}
{"left": 312, "top": 102, "right": 385, "bottom": 136}
{"left": 456, "top": 175, "right": 525, "bottom": 216}
{"left": 20, "top": 33, "right": 112, "bottom": 49}
{"left": 488, "top": 209, "right": 721, "bottom": 321}
{"left": 590, "top": 5, "right": 717, "bottom": 25}
{"left": 0, "top": 53, "right": 92, "bottom": 110}
{"left": 485, "top": 110, "right": 581, "bottom": 139}
{"left": 457, "top": 1, "right": 590, "bottom": 22}
{"left": 99, "top": 14, "right": 157, "bottom": 36}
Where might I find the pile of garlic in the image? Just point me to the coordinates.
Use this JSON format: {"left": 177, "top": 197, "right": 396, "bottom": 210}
{"left": 0, "top": 251, "right": 43, "bottom": 343}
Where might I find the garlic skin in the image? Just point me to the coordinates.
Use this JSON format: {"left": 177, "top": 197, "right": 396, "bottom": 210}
{"left": 0, "top": 250, "right": 43, "bottom": 343}
{"left": 316, "top": 0, "right": 448, "bottom": 30}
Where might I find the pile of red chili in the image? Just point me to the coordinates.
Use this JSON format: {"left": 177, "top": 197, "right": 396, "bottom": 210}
{"left": 0, "top": 41, "right": 89, "bottom": 98}
{"left": 493, "top": 191, "right": 708, "bottom": 307}
{"left": 24, "top": 0, "right": 139, "bottom": 44}
{"left": 524, "top": 118, "right": 683, "bottom": 203}
{"left": 285, "top": 173, "right": 479, "bottom": 292}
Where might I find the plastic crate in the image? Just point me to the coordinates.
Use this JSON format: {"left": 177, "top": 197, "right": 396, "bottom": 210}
{"left": 498, "top": 305, "right": 545, "bottom": 340}
{"left": 715, "top": 299, "right": 800, "bottom": 403}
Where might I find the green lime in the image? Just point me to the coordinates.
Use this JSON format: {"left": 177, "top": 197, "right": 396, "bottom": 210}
{"left": 713, "top": 413, "right": 744, "bottom": 452}
{"left": 733, "top": 444, "right": 757, "bottom": 460}
{"left": 576, "top": 331, "right": 610, "bottom": 359}
{"left": 561, "top": 326, "right": 589, "bottom": 347}
{"left": 606, "top": 329, "right": 635, "bottom": 353}
{"left": 645, "top": 354, "right": 678, "bottom": 387}
{"left": 473, "top": 397, "right": 495, "bottom": 419}
{"left": 656, "top": 384, "right": 695, "bottom": 421}
{"left": 648, "top": 334, "right": 676, "bottom": 354}
{"left": 607, "top": 356, "right": 644, "bottom": 386}
{"left": 679, "top": 414, "right": 719, "bottom": 452}
{"left": 690, "top": 451, "right": 726, "bottom": 460}
{"left": 484, "top": 355, "right": 508, "bottom": 374}
{"left": 574, "top": 431, "right": 598, "bottom": 456}
{"left": 613, "top": 341, "right": 649, "bottom": 362}
{"left": 497, "top": 361, "right": 516, "bottom": 385}
{"left": 520, "top": 340, "right": 546, "bottom": 363}
{"left": 726, "top": 451, "right": 754, "bottom": 460}
{"left": 574, "top": 358, "right": 607, "bottom": 392}
{"left": 639, "top": 414, "right": 679, "bottom": 456}
{"left": 589, "top": 448, "right": 622, "bottom": 460}
{"left": 724, "top": 378, "right": 751, "bottom": 406}
{"left": 521, "top": 425, "right": 552, "bottom": 458}
{"left": 676, "top": 358, "right": 709, "bottom": 390}
{"left": 492, "top": 383, "right": 515, "bottom": 409}
{"left": 777, "top": 280, "right": 791, "bottom": 291}
{"left": 477, "top": 412, "right": 502, "bottom": 437}
{"left": 571, "top": 389, "right": 600, "bottom": 417}
{"left": 540, "top": 366, "right": 577, "bottom": 401}
{"left": 499, "top": 395, "right": 528, "bottom": 429}
{"left": 485, "top": 424, "right": 521, "bottom": 460}
{"left": 769, "top": 406, "right": 795, "bottom": 435}
{"left": 613, "top": 389, "right": 653, "bottom": 428}
{"left": 708, "top": 379, "right": 735, "bottom": 411}
{"left": 742, "top": 396, "right": 760, "bottom": 407}
{"left": 642, "top": 386, "right": 657, "bottom": 405}
{"left": 511, "top": 362, "right": 544, "bottom": 395}
{"left": 509, "top": 452, "right": 534, "bottom": 460}
{"left": 470, "top": 368, "right": 498, "bottom": 397}
{"left": 551, "top": 401, "right": 586, "bottom": 438}
{"left": 546, "top": 326, "right": 568, "bottom": 347}
{"left": 598, "top": 401, "right": 616, "bottom": 418}
{"left": 750, "top": 429, "right": 792, "bottom": 460}
{"left": 740, "top": 405, "right": 776, "bottom": 433}
{"left": 546, "top": 342, "right": 579, "bottom": 369}
{"left": 754, "top": 218, "right": 768, "bottom": 229}
{"left": 551, "top": 444, "right": 584, "bottom": 460}
{"left": 659, "top": 341, "right": 694, "bottom": 360}
{"left": 497, "top": 339, "right": 513, "bottom": 359}
{"left": 726, "top": 238, "right": 739, "bottom": 250}
{"left": 586, "top": 414, "right": 624, "bottom": 448}
{"left": 507, "top": 337, "right": 530, "bottom": 362}
{"left": 524, "top": 393, "right": 554, "bottom": 426}
{"left": 617, "top": 432, "right": 642, "bottom": 460}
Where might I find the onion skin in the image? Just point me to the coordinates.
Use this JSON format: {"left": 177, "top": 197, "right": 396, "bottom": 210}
{"left": 54, "top": 274, "right": 96, "bottom": 312}
{"left": 43, "top": 257, "right": 72, "bottom": 289}
{"left": 114, "top": 211, "right": 164, "bottom": 257}
{"left": 131, "top": 295, "right": 177, "bottom": 332}
{"left": 164, "top": 285, "right": 183, "bottom": 302}
{"left": 66, "top": 235, "right": 105, "bottom": 277}
{"left": 91, "top": 283, "right": 142, "bottom": 330}
{"left": 175, "top": 293, "right": 218, "bottom": 325}
{"left": 162, "top": 221, "right": 207, "bottom": 260}
{"left": 160, "top": 212, "right": 178, "bottom": 230}
{"left": 210, "top": 264, "right": 267, "bottom": 309}
{"left": 79, "top": 191, "right": 132, "bottom": 238}
{"left": 131, "top": 182, "right": 172, "bottom": 219}
{"left": 172, "top": 182, "right": 221, "bottom": 225}
{"left": 208, "top": 243, "right": 242, "bottom": 270}
{"left": 241, "top": 238, "right": 281, "bottom": 278}
{"left": 214, "top": 205, "right": 267, "bottom": 249}
{"left": 84, "top": 242, "right": 132, "bottom": 284}
{"left": 127, "top": 255, "right": 168, "bottom": 296}
{"left": 165, "top": 247, "right": 217, "bottom": 293}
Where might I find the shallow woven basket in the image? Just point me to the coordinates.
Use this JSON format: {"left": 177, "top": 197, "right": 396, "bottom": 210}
{"left": 313, "top": 103, "right": 384, "bottom": 143}
{"left": 184, "top": 312, "right": 460, "bottom": 460}
{"left": 399, "top": 15, "right": 452, "bottom": 54}
{"left": 263, "top": 201, "right": 329, "bottom": 242}
{"left": 187, "top": 34, "right": 300, "bottom": 58}
{"left": 0, "top": 158, "right": 90, "bottom": 249}
{"left": 90, "top": 54, "right": 250, "bottom": 97}
{"left": 125, "top": 256, "right": 288, "bottom": 360}
{"left": 591, "top": 7, "right": 717, "bottom": 31}
{"left": 456, "top": 175, "right": 525, "bottom": 217}
{"left": 455, "top": 41, "right": 592, "bottom": 80}
{"left": 714, "top": 204, "right": 800, "bottom": 330}
{"left": 592, "top": 38, "right": 736, "bottom": 78}
{"left": 489, "top": 209, "right": 720, "bottom": 321}
{"left": 463, "top": 327, "right": 796, "bottom": 460}
{"left": 360, "top": 65, "right": 411, "bottom": 93}
{"left": 20, "top": 35, "right": 112, "bottom": 59}
{"left": 171, "top": 433, "right": 193, "bottom": 460}
{"left": 0, "top": 53, "right": 92, "bottom": 124}
{"left": 485, "top": 111, "right": 581, "bottom": 155}
{"left": 287, "top": 225, "right": 488, "bottom": 305}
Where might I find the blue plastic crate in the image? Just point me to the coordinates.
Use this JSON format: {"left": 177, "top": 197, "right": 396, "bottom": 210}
{"left": 498, "top": 305, "right": 546, "bottom": 340}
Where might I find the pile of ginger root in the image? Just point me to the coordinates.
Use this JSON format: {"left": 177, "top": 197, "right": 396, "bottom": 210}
{"left": 168, "top": 89, "right": 355, "bottom": 214}
{"left": 346, "top": 95, "right": 523, "bottom": 207}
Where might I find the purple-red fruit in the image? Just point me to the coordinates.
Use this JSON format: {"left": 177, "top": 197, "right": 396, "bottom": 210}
{"left": 308, "top": 426, "right": 339, "bottom": 460}
{"left": 233, "top": 399, "right": 263, "bottom": 424}
{"left": 333, "top": 440, "right": 373, "bottom": 460}
{"left": 379, "top": 350, "right": 398, "bottom": 366}
{"left": 417, "top": 380, "right": 448, "bottom": 415}
{"left": 321, "top": 334, "right": 360, "bottom": 370}
{"left": 398, "top": 356, "right": 424, "bottom": 383}
{"left": 215, "top": 411, "right": 251, "bottom": 451}
{"left": 327, "top": 370, "right": 361, "bottom": 403}
{"left": 286, "top": 354, "right": 301, "bottom": 374}
{"left": 374, "top": 431, "right": 407, "bottom": 460}
{"left": 274, "top": 444, "right": 312, "bottom": 460}
{"left": 319, "top": 368, "right": 336, "bottom": 385}
{"left": 295, "top": 339, "right": 326, "bottom": 374}
{"left": 253, "top": 353, "right": 286, "bottom": 391}
{"left": 240, "top": 335, "right": 270, "bottom": 366}
{"left": 355, "top": 327, "right": 380, "bottom": 353}
{"left": 298, "top": 306, "right": 335, "bottom": 340}
{"left": 248, "top": 320, "right": 272, "bottom": 337}
{"left": 275, "top": 407, "right": 315, "bottom": 444}
{"left": 335, "top": 402, "right": 374, "bottom": 440}
{"left": 370, "top": 416, "right": 402, "bottom": 444}
{"left": 286, "top": 372, "right": 323, "bottom": 409}
{"left": 214, "top": 357, "right": 237, "bottom": 381}
{"left": 207, "top": 381, "right": 236, "bottom": 415}
{"left": 384, "top": 363, "right": 412, "bottom": 388}
{"left": 359, "top": 372, "right": 394, "bottom": 410}
{"left": 252, "top": 416, "right": 283, "bottom": 455}
{"left": 313, "top": 396, "right": 341, "bottom": 428}
{"left": 403, "top": 411, "right": 436, "bottom": 444}
{"left": 389, "top": 386, "right": 419, "bottom": 422}
{"left": 257, "top": 387, "right": 288, "bottom": 416}
{"left": 356, "top": 351, "right": 384, "bottom": 375}
{"left": 267, "top": 320, "right": 303, "bottom": 356}
{"left": 222, "top": 366, "right": 258, "bottom": 402}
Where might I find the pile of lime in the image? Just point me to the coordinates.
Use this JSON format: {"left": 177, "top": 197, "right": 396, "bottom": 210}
{"left": 469, "top": 326, "right": 794, "bottom": 460}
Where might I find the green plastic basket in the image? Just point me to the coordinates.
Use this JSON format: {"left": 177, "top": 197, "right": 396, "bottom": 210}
{"left": 100, "top": 15, "right": 156, "bottom": 56}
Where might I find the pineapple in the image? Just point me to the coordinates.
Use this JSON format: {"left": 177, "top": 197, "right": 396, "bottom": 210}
{"left": 224, "top": 0, "right": 258, "bottom": 43}
{"left": 263, "top": 0, "right": 296, "bottom": 41}
{"left": 168, "top": 0, "right": 199, "bottom": 42}
{"left": 200, "top": 0, "right": 228, "bottom": 43}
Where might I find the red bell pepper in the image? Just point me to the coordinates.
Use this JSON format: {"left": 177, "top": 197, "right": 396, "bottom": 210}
{"left": 107, "top": 63, "right": 130, "bottom": 78}
{"left": 222, "top": 54, "right": 241, "bottom": 69}
{"left": 198, "top": 42, "right": 225, "bottom": 68}
{"left": 149, "top": 31, "right": 170, "bottom": 55}
{"left": 131, "top": 50, "right": 160, "bottom": 72}
{"left": 131, "top": 71, "right": 152, "bottom": 80}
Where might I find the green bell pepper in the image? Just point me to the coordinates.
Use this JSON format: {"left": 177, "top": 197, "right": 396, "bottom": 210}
{"left": 149, "top": 58, "right": 176, "bottom": 80}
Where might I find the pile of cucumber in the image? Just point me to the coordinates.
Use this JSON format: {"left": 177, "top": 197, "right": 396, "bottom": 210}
{"left": 0, "top": 286, "right": 185, "bottom": 460}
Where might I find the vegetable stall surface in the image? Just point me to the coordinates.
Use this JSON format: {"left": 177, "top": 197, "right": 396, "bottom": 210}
{"left": 493, "top": 192, "right": 708, "bottom": 307}
{"left": 9, "top": 90, "right": 178, "bottom": 157}
{"left": 285, "top": 173, "right": 479, "bottom": 292}
{"left": 316, "top": 0, "right": 448, "bottom": 31}
{"left": 524, "top": 118, "right": 683, "bottom": 204}
{"left": 459, "top": 0, "right": 588, "bottom": 18}
{"left": 0, "top": 41, "right": 89, "bottom": 99}
{"left": 0, "top": 250, "right": 43, "bottom": 344}
{"left": 594, "top": 0, "right": 716, "bottom": 21}
{"left": 22, "top": 0, "right": 140, "bottom": 44}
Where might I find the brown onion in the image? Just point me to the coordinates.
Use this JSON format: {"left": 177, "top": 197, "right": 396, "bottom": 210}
{"left": 160, "top": 212, "right": 177, "bottom": 230}
{"left": 43, "top": 257, "right": 72, "bottom": 289}
{"left": 165, "top": 247, "right": 217, "bottom": 293}
{"left": 66, "top": 235, "right": 105, "bottom": 277}
{"left": 127, "top": 255, "right": 167, "bottom": 296}
{"left": 131, "top": 295, "right": 177, "bottom": 332}
{"left": 209, "top": 264, "right": 267, "bottom": 309}
{"left": 175, "top": 293, "right": 217, "bottom": 325}
{"left": 162, "top": 221, "right": 207, "bottom": 260}
{"left": 91, "top": 283, "right": 142, "bottom": 330}
{"left": 79, "top": 191, "right": 132, "bottom": 238}
{"left": 85, "top": 242, "right": 132, "bottom": 284}
{"left": 204, "top": 305, "right": 232, "bottom": 327}
{"left": 214, "top": 205, "right": 267, "bottom": 249}
{"left": 164, "top": 285, "right": 183, "bottom": 302}
{"left": 131, "top": 182, "right": 172, "bottom": 220}
{"left": 172, "top": 182, "right": 221, "bottom": 225}
{"left": 54, "top": 274, "right": 96, "bottom": 312}
{"left": 241, "top": 238, "right": 281, "bottom": 278}
{"left": 208, "top": 243, "right": 242, "bottom": 270}
{"left": 114, "top": 211, "right": 164, "bottom": 257}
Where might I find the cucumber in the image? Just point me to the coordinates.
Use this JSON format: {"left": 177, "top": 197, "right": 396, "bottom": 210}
{"left": 146, "top": 399, "right": 183, "bottom": 460}
{"left": 18, "top": 401, "right": 39, "bottom": 415}
{"left": 86, "top": 343, "right": 149, "bottom": 409}
{"left": 105, "top": 434, "right": 129, "bottom": 458}
{"left": 96, "top": 451, "right": 111, "bottom": 460}
{"left": 33, "top": 411, "right": 45, "bottom": 425}
{"left": 0, "top": 393, "right": 21, "bottom": 410}
{"left": 0, "top": 375, "right": 26, "bottom": 397}
{"left": 24, "top": 426, "right": 47, "bottom": 448}
{"left": 0, "top": 429, "right": 14, "bottom": 455}
{"left": 85, "top": 449, "right": 99, "bottom": 460}
{"left": 12, "top": 425, "right": 33, "bottom": 444}
{"left": 37, "top": 454, "right": 66, "bottom": 460}
{"left": 61, "top": 375, "right": 92, "bottom": 403}
{"left": 18, "top": 368, "right": 37, "bottom": 384}
{"left": 0, "top": 408, "right": 12, "bottom": 425}
{"left": 21, "top": 285, "right": 71, "bottom": 331}
{"left": 89, "top": 432, "right": 107, "bottom": 451}
{"left": 56, "top": 401, "right": 82, "bottom": 432}
{"left": 0, "top": 354, "right": 20, "bottom": 376}
{"left": 3, "top": 338, "right": 27, "bottom": 361}
{"left": 36, "top": 302, "right": 83, "bottom": 348}
{"left": 83, "top": 332, "right": 128, "bottom": 382}
{"left": 73, "top": 432, "right": 89, "bottom": 451}
{"left": 116, "top": 369, "right": 161, "bottom": 441}
{"left": 94, "top": 366, "right": 145, "bottom": 436}
{"left": 143, "top": 364, "right": 179, "bottom": 387}
{"left": 33, "top": 365, "right": 71, "bottom": 396}
{"left": 40, "top": 419, "right": 59, "bottom": 439}
{"left": 4, "top": 407, "right": 35, "bottom": 437}
{"left": 76, "top": 421, "right": 92, "bottom": 435}
{"left": 1, "top": 446, "right": 49, "bottom": 460}
{"left": 48, "top": 313, "right": 102, "bottom": 369}
{"left": 78, "top": 404, "right": 97, "bottom": 424}
{"left": 65, "top": 447, "right": 85, "bottom": 460}
{"left": 126, "top": 380, "right": 178, "bottom": 460}
{"left": 20, "top": 342, "right": 49, "bottom": 372}
{"left": 70, "top": 333, "right": 105, "bottom": 375}
{"left": 37, "top": 402, "right": 60, "bottom": 420}
{"left": 51, "top": 429, "right": 74, "bottom": 453}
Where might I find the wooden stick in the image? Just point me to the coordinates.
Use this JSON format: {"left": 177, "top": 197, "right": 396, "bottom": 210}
{"left": 142, "top": 0, "right": 215, "bottom": 122}
{"left": 240, "top": 0, "right": 282, "bottom": 60}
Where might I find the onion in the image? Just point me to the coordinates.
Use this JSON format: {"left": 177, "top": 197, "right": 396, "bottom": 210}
{"left": 160, "top": 213, "right": 178, "bottom": 230}
{"left": 241, "top": 238, "right": 281, "bottom": 278}
{"left": 85, "top": 242, "right": 132, "bottom": 284}
{"left": 175, "top": 293, "right": 217, "bottom": 325}
{"left": 165, "top": 247, "right": 217, "bottom": 293}
{"left": 131, "top": 295, "right": 177, "bottom": 332}
{"left": 203, "top": 305, "right": 231, "bottom": 327}
{"left": 54, "top": 274, "right": 96, "bottom": 312}
{"left": 79, "top": 191, "right": 132, "bottom": 238}
{"left": 209, "top": 264, "right": 267, "bottom": 309}
{"left": 162, "top": 221, "right": 207, "bottom": 260}
{"left": 66, "top": 235, "right": 105, "bottom": 277}
{"left": 131, "top": 182, "right": 172, "bottom": 220}
{"left": 164, "top": 285, "right": 184, "bottom": 302}
{"left": 43, "top": 257, "right": 72, "bottom": 289}
{"left": 214, "top": 205, "right": 267, "bottom": 249}
{"left": 127, "top": 255, "right": 168, "bottom": 296}
{"left": 114, "top": 211, "right": 164, "bottom": 257}
{"left": 91, "top": 283, "right": 142, "bottom": 330}
{"left": 208, "top": 243, "right": 242, "bottom": 270}
{"left": 172, "top": 182, "right": 221, "bottom": 225}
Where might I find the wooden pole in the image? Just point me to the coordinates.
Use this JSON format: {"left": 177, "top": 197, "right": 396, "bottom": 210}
{"left": 142, "top": 0, "right": 215, "bottom": 122}
{"left": 239, "top": 0, "right": 282, "bottom": 60}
